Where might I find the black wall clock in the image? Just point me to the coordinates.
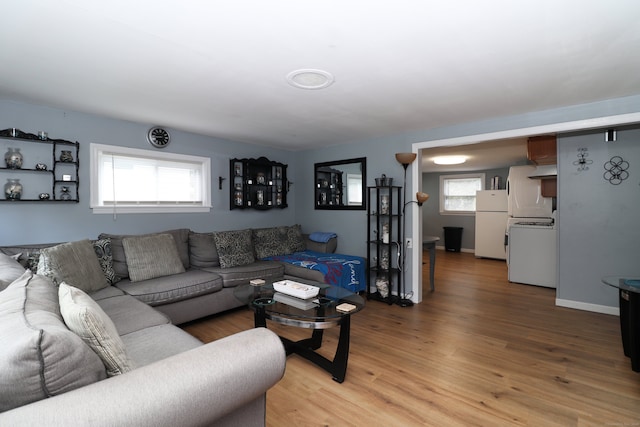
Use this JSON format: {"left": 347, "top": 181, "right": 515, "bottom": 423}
{"left": 147, "top": 127, "right": 170, "bottom": 148}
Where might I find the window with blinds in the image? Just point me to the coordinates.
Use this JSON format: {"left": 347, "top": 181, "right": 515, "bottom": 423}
{"left": 439, "top": 173, "right": 484, "bottom": 214}
{"left": 90, "top": 143, "right": 211, "bottom": 214}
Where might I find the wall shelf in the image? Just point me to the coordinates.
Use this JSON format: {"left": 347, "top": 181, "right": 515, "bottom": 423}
{"left": 229, "top": 156, "right": 287, "bottom": 210}
{"left": 1, "top": 128, "right": 79, "bottom": 202}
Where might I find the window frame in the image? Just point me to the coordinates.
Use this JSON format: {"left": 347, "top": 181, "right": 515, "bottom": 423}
{"left": 439, "top": 173, "right": 485, "bottom": 215}
{"left": 90, "top": 143, "right": 211, "bottom": 214}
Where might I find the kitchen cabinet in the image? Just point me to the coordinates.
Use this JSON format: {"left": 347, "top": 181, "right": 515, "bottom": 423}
{"left": 527, "top": 135, "right": 557, "bottom": 165}
{"left": 528, "top": 135, "right": 557, "bottom": 197}
{"left": 229, "top": 157, "right": 287, "bottom": 210}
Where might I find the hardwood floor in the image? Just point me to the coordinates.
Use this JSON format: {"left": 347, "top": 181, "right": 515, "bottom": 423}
{"left": 182, "top": 250, "right": 640, "bottom": 426}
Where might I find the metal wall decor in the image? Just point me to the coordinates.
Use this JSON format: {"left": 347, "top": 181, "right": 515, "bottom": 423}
{"left": 603, "top": 156, "right": 629, "bottom": 185}
{"left": 573, "top": 147, "right": 593, "bottom": 172}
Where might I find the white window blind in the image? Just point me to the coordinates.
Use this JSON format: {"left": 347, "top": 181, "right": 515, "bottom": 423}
{"left": 90, "top": 144, "right": 211, "bottom": 214}
{"left": 439, "top": 173, "right": 484, "bottom": 214}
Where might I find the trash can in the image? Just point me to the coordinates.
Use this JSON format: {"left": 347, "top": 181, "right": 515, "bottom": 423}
{"left": 443, "top": 227, "right": 463, "bottom": 252}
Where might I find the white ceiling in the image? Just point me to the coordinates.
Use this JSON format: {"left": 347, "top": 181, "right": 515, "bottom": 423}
{"left": 1, "top": 1, "right": 640, "bottom": 151}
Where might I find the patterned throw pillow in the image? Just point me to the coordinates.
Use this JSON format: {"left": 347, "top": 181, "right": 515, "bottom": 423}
{"left": 253, "top": 227, "right": 290, "bottom": 259}
{"left": 92, "top": 238, "right": 119, "bottom": 285}
{"left": 285, "top": 224, "right": 306, "bottom": 253}
{"left": 212, "top": 229, "right": 255, "bottom": 268}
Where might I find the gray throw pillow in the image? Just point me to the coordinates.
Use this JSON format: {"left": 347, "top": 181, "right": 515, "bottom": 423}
{"left": 0, "top": 252, "right": 26, "bottom": 291}
{"left": 37, "top": 240, "right": 110, "bottom": 293}
{"left": 122, "top": 234, "right": 186, "bottom": 282}
{"left": 59, "top": 282, "right": 132, "bottom": 376}
{"left": 213, "top": 229, "right": 255, "bottom": 268}
{"left": 99, "top": 229, "right": 190, "bottom": 279}
{"left": 188, "top": 231, "right": 220, "bottom": 268}
{"left": 0, "top": 271, "right": 107, "bottom": 412}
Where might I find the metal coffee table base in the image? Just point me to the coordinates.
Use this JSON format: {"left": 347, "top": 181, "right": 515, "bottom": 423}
{"left": 254, "top": 308, "right": 351, "bottom": 383}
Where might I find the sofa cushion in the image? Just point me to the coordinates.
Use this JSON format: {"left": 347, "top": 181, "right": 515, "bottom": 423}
{"left": 122, "top": 234, "right": 186, "bottom": 282}
{"left": 58, "top": 283, "right": 133, "bottom": 376}
{"left": 121, "top": 324, "right": 202, "bottom": 368}
{"left": 98, "top": 229, "right": 190, "bottom": 279}
{"left": 213, "top": 229, "right": 255, "bottom": 268}
{"left": 203, "top": 261, "right": 284, "bottom": 288}
{"left": 0, "top": 252, "right": 26, "bottom": 291}
{"left": 95, "top": 294, "right": 172, "bottom": 335}
{"left": 188, "top": 231, "right": 220, "bottom": 268}
{"left": 92, "top": 238, "right": 119, "bottom": 285}
{"left": 114, "top": 269, "right": 223, "bottom": 306}
{"left": 252, "top": 227, "right": 291, "bottom": 259}
{"left": 37, "top": 239, "right": 109, "bottom": 293}
{"left": 0, "top": 271, "right": 107, "bottom": 413}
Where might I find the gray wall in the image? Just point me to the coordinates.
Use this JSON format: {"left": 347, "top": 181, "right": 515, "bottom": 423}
{"left": 421, "top": 167, "right": 510, "bottom": 250}
{"left": 0, "top": 100, "right": 297, "bottom": 245}
{"left": 557, "top": 124, "right": 640, "bottom": 311}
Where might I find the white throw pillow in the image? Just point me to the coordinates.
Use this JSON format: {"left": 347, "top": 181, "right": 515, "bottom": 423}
{"left": 58, "top": 282, "right": 132, "bottom": 376}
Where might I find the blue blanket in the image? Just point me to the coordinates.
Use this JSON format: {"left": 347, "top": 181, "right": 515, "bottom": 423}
{"left": 264, "top": 250, "right": 366, "bottom": 293}
{"left": 309, "top": 232, "right": 337, "bottom": 243}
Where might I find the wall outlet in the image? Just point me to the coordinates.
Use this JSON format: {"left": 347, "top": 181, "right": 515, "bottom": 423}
{"left": 405, "top": 238, "right": 412, "bottom": 249}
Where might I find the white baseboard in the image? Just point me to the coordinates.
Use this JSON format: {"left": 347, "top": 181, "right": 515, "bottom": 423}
{"left": 435, "top": 245, "right": 474, "bottom": 254}
{"left": 555, "top": 298, "right": 619, "bottom": 316}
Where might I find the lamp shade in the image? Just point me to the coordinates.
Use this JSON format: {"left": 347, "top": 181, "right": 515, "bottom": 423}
{"left": 416, "top": 192, "right": 429, "bottom": 205}
{"left": 395, "top": 152, "right": 417, "bottom": 165}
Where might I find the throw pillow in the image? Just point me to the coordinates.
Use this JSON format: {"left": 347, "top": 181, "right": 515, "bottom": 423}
{"left": 37, "top": 240, "right": 110, "bottom": 293}
{"left": 99, "top": 229, "right": 190, "bottom": 279}
{"left": 188, "top": 231, "right": 220, "bottom": 268}
{"left": 285, "top": 224, "right": 306, "bottom": 253}
{"left": 253, "top": 227, "right": 290, "bottom": 259}
{"left": 0, "top": 271, "right": 107, "bottom": 412}
{"left": 0, "top": 252, "right": 26, "bottom": 291}
{"left": 212, "top": 229, "right": 255, "bottom": 268}
{"left": 122, "top": 234, "right": 186, "bottom": 282}
{"left": 92, "top": 238, "right": 119, "bottom": 285}
{"left": 58, "top": 282, "right": 132, "bottom": 376}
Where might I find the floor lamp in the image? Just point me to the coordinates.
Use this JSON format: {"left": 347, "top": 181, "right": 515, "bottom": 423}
{"left": 395, "top": 153, "right": 429, "bottom": 307}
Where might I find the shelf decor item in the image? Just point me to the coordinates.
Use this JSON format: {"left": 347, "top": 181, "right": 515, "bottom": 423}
{"left": 4, "top": 178, "right": 23, "bottom": 200}
{"left": 59, "top": 150, "right": 74, "bottom": 163}
{"left": 4, "top": 148, "right": 23, "bottom": 169}
{"left": 60, "top": 186, "right": 72, "bottom": 201}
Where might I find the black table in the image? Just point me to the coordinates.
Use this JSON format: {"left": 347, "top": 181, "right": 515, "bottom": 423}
{"left": 602, "top": 276, "right": 640, "bottom": 372}
{"left": 234, "top": 281, "right": 365, "bottom": 383}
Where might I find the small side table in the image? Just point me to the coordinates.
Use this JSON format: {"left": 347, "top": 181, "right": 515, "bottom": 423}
{"left": 602, "top": 276, "right": 640, "bottom": 372}
{"left": 423, "top": 236, "right": 440, "bottom": 292}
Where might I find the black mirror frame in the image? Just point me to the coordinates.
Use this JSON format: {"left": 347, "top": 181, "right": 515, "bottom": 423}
{"left": 314, "top": 157, "right": 367, "bottom": 210}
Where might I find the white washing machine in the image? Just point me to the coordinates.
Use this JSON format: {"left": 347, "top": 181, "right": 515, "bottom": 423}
{"left": 507, "top": 221, "right": 557, "bottom": 288}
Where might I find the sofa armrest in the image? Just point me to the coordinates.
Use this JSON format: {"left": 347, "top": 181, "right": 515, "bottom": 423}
{"left": 303, "top": 234, "right": 337, "bottom": 253}
{"left": 0, "top": 328, "right": 286, "bottom": 427}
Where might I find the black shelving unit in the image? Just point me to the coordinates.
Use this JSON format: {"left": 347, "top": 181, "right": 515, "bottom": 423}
{"left": 1, "top": 128, "right": 79, "bottom": 202}
{"left": 315, "top": 166, "right": 343, "bottom": 208}
{"left": 229, "top": 156, "right": 287, "bottom": 210}
{"left": 366, "top": 185, "right": 402, "bottom": 304}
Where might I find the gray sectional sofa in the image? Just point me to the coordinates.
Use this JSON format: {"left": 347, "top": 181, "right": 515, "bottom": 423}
{"left": 0, "top": 224, "right": 336, "bottom": 425}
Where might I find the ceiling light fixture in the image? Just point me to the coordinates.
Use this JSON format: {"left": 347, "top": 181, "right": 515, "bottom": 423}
{"left": 286, "top": 69, "right": 334, "bottom": 90}
{"left": 433, "top": 155, "right": 467, "bottom": 165}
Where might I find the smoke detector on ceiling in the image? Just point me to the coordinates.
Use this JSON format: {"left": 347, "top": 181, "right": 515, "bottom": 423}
{"left": 286, "top": 69, "right": 334, "bottom": 90}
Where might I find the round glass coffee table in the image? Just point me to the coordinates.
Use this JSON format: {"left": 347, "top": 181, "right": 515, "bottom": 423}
{"left": 234, "top": 281, "right": 365, "bottom": 383}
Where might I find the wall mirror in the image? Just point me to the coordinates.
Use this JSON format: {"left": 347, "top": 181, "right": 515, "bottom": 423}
{"left": 314, "top": 157, "right": 367, "bottom": 210}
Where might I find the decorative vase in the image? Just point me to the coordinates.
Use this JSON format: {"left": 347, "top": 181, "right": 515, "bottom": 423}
{"left": 4, "top": 148, "right": 23, "bottom": 169}
{"left": 59, "top": 150, "right": 74, "bottom": 163}
{"left": 376, "top": 276, "right": 389, "bottom": 298}
{"left": 60, "top": 186, "right": 71, "bottom": 201}
{"left": 4, "top": 179, "right": 23, "bottom": 200}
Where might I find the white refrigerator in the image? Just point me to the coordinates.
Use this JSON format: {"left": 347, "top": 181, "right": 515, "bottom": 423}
{"left": 475, "top": 190, "right": 508, "bottom": 260}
